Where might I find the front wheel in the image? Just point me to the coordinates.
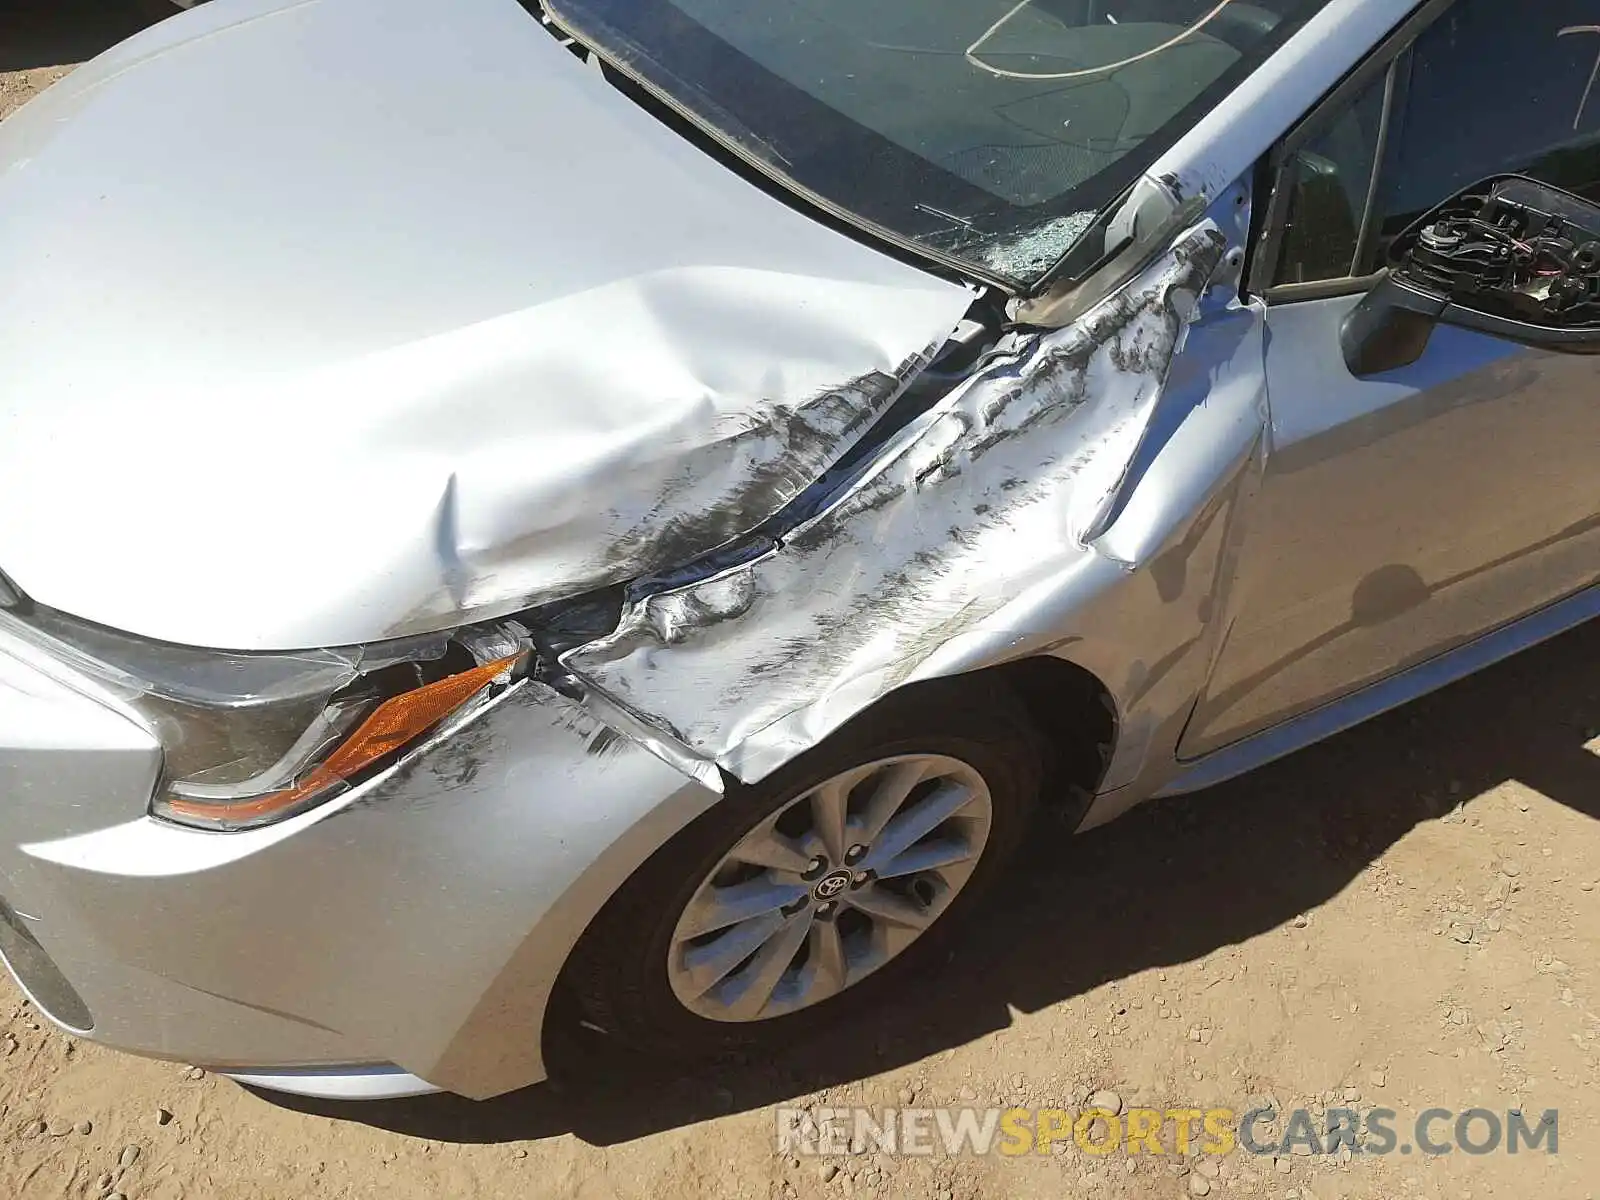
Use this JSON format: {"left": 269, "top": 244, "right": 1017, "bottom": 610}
{"left": 565, "top": 680, "right": 1044, "bottom": 1059}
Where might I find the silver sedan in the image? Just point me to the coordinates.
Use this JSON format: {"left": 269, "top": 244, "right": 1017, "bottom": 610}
{"left": 0, "top": 0, "right": 1594, "bottom": 1099}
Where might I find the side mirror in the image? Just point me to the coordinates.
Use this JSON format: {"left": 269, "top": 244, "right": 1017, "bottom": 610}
{"left": 1342, "top": 175, "right": 1600, "bottom": 377}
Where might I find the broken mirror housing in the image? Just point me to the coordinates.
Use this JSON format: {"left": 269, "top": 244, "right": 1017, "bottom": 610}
{"left": 1398, "top": 175, "right": 1600, "bottom": 323}
{"left": 0, "top": 604, "right": 529, "bottom": 832}
{"left": 1342, "top": 175, "right": 1600, "bottom": 376}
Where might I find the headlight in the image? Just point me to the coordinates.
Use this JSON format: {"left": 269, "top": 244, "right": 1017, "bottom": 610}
{"left": 0, "top": 605, "right": 527, "bottom": 831}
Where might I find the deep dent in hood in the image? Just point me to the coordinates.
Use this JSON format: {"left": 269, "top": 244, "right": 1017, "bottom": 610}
{"left": 0, "top": 0, "right": 970, "bottom": 649}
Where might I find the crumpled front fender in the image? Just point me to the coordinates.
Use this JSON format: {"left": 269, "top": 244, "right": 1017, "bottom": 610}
{"left": 564, "top": 189, "right": 1268, "bottom": 791}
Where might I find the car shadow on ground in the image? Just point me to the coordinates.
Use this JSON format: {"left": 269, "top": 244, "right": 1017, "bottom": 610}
{"left": 0, "top": 0, "right": 167, "bottom": 75}
{"left": 269, "top": 617, "right": 1600, "bottom": 1147}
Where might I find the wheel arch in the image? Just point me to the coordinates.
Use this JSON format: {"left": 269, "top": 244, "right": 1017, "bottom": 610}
{"left": 959, "top": 654, "right": 1118, "bottom": 829}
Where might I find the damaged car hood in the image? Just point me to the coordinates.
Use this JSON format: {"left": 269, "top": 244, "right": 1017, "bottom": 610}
{"left": 0, "top": 0, "right": 970, "bottom": 650}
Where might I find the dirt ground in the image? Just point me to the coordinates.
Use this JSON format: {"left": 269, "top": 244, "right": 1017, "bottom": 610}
{"left": 3, "top": 6, "right": 1600, "bottom": 1199}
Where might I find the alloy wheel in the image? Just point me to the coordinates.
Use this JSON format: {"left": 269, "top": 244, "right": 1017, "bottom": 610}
{"left": 666, "top": 753, "right": 992, "bottom": 1022}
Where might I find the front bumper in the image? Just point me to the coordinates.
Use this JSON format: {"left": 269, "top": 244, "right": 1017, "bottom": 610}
{"left": 0, "top": 620, "right": 719, "bottom": 1098}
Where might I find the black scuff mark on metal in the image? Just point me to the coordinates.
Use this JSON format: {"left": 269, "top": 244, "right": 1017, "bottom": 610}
{"left": 331, "top": 689, "right": 533, "bottom": 818}
{"left": 595, "top": 358, "right": 926, "bottom": 569}
{"left": 564, "top": 224, "right": 1227, "bottom": 759}
{"left": 342, "top": 718, "right": 497, "bottom": 815}
{"left": 334, "top": 681, "right": 627, "bottom": 825}
{"left": 486, "top": 347, "right": 942, "bottom": 605}
{"left": 584, "top": 724, "right": 625, "bottom": 758}
{"left": 423, "top": 717, "right": 494, "bottom": 789}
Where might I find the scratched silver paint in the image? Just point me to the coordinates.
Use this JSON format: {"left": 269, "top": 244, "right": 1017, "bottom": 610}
{"left": 566, "top": 218, "right": 1233, "bottom": 783}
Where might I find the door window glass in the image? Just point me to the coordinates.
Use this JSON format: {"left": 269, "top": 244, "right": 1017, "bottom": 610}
{"left": 1272, "top": 72, "right": 1388, "bottom": 284}
{"left": 1374, "top": 0, "right": 1600, "bottom": 259}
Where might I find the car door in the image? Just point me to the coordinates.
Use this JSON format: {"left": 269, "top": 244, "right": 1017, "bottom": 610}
{"left": 1182, "top": 0, "right": 1600, "bottom": 756}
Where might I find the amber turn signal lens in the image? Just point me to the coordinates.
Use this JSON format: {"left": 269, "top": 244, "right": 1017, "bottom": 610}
{"left": 164, "top": 654, "right": 521, "bottom": 825}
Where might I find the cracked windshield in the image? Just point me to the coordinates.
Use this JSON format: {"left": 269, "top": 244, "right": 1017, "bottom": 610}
{"left": 544, "top": 0, "right": 1336, "bottom": 283}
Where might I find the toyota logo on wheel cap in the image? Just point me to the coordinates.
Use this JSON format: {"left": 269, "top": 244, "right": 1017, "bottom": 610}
{"left": 812, "top": 870, "right": 852, "bottom": 901}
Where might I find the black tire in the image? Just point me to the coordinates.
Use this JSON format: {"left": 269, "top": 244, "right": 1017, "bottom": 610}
{"left": 564, "top": 677, "right": 1045, "bottom": 1060}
